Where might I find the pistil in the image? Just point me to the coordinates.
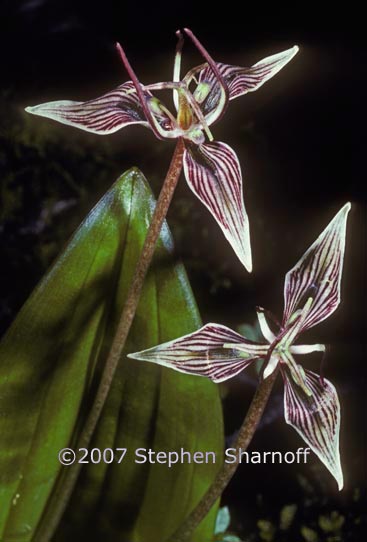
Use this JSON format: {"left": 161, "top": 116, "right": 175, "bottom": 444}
{"left": 177, "top": 90, "right": 193, "bottom": 130}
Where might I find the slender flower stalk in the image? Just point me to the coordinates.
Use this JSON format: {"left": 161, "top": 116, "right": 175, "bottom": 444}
{"left": 35, "top": 139, "right": 185, "bottom": 542}
{"left": 130, "top": 203, "right": 351, "bottom": 492}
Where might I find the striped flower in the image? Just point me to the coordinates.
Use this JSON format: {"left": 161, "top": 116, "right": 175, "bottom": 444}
{"left": 25, "top": 29, "right": 298, "bottom": 272}
{"left": 129, "top": 203, "right": 351, "bottom": 489}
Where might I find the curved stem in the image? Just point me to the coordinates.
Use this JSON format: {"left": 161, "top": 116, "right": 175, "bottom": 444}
{"left": 115, "top": 42, "right": 165, "bottom": 140}
{"left": 37, "top": 138, "right": 186, "bottom": 542}
{"left": 183, "top": 28, "right": 229, "bottom": 123}
{"left": 168, "top": 368, "right": 278, "bottom": 542}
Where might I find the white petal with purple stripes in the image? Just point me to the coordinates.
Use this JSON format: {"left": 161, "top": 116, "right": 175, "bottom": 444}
{"left": 128, "top": 323, "right": 265, "bottom": 383}
{"left": 283, "top": 369, "right": 343, "bottom": 489}
{"left": 282, "top": 203, "right": 351, "bottom": 333}
{"left": 25, "top": 82, "right": 156, "bottom": 135}
{"left": 196, "top": 46, "right": 298, "bottom": 123}
{"left": 224, "top": 46, "right": 299, "bottom": 100}
{"left": 183, "top": 141, "right": 252, "bottom": 272}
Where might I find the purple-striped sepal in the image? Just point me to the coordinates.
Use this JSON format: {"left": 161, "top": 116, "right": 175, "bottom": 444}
{"left": 25, "top": 82, "right": 170, "bottom": 135}
{"left": 128, "top": 323, "right": 265, "bottom": 383}
{"left": 283, "top": 368, "right": 343, "bottom": 489}
{"left": 282, "top": 203, "right": 351, "bottom": 333}
{"left": 183, "top": 141, "right": 252, "bottom": 271}
{"left": 195, "top": 46, "right": 299, "bottom": 125}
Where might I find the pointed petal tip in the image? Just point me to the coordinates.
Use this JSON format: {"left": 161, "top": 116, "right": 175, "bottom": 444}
{"left": 341, "top": 201, "right": 352, "bottom": 214}
{"left": 333, "top": 201, "right": 351, "bottom": 226}
{"left": 237, "top": 237, "right": 253, "bottom": 272}
{"left": 127, "top": 351, "right": 144, "bottom": 361}
{"left": 271, "top": 45, "right": 299, "bottom": 65}
{"left": 231, "top": 238, "right": 252, "bottom": 273}
{"left": 283, "top": 45, "right": 299, "bottom": 60}
{"left": 332, "top": 461, "right": 344, "bottom": 491}
{"left": 243, "top": 254, "right": 253, "bottom": 273}
{"left": 127, "top": 350, "right": 155, "bottom": 364}
{"left": 329, "top": 454, "right": 344, "bottom": 491}
{"left": 25, "top": 106, "right": 34, "bottom": 114}
{"left": 230, "top": 221, "right": 252, "bottom": 272}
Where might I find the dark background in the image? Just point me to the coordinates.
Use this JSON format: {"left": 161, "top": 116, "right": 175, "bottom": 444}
{"left": 1, "top": 1, "right": 366, "bottom": 540}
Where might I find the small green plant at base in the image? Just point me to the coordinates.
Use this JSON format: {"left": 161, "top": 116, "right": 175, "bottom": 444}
{"left": 213, "top": 507, "right": 243, "bottom": 542}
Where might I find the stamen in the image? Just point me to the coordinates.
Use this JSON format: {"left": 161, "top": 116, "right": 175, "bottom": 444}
{"left": 154, "top": 99, "right": 177, "bottom": 125}
{"left": 256, "top": 306, "right": 282, "bottom": 330}
{"left": 262, "top": 355, "right": 279, "bottom": 379}
{"left": 115, "top": 42, "right": 166, "bottom": 140}
{"left": 256, "top": 307, "right": 277, "bottom": 344}
{"left": 146, "top": 82, "right": 182, "bottom": 91}
{"left": 284, "top": 297, "right": 313, "bottom": 347}
{"left": 282, "top": 351, "right": 312, "bottom": 396}
{"left": 290, "top": 343, "right": 326, "bottom": 355}
{"left": 183, "top": 28, "right": 229, "bottom": 123}
{"left": 183, "top": 62, "right": 207, "bottom": 87}
{"left": 173, "top": 30, "right": 184, "bottom": 111}
{"left": 184, "top": 91, "right": 214, "bottom": 141}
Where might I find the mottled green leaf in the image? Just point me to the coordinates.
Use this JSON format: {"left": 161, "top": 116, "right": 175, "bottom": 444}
{"left": 0, "top": 168, "right": 224, "bottom": 542}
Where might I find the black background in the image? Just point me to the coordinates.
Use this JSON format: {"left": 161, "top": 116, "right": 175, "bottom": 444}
{"left": 1, "top": 0, "right": 366, "bottom": 539}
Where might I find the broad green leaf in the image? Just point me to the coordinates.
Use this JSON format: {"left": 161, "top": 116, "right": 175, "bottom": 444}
{"left": 0, "top": 168, "right": 224, "bottom": 542}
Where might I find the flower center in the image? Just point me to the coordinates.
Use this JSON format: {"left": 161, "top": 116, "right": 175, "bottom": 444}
{"left": 263, "top": 297, "right": 315, "bottom": 395}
